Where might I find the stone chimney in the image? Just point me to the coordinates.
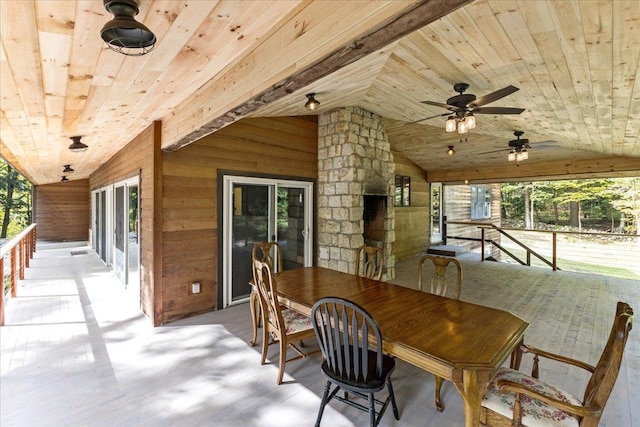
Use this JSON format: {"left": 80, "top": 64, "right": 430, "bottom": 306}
{"left": 317, "top": 107, "right": 395, "bottom": 279}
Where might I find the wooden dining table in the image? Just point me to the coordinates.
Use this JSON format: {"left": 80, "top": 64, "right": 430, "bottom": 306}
{"left": 275, "top": 266, "right": 529, "bottom": 427}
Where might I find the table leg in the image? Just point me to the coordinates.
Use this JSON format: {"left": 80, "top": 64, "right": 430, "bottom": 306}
{"left": 249, "top": 288, "right": 261, "bottom": 346}
{"left": 510, "top": 337, "right": 525, "bottom": 370}
{"left": 454, "top": 370, "right": 488, "bottom": 427}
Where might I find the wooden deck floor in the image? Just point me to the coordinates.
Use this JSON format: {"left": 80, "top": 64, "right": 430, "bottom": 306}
{"left": 1, "top": 242, "right": 638, "bottom": 426}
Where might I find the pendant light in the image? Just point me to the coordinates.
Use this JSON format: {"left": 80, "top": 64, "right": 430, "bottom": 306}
{"left": 63, "top": 164, "right": 75, "bottom": 174}
{"left": 101, "top": 0, "right": 156, "bottom": 56}
{"left": 68, "top": 136, "right": 88, "bottom": 153}
{"left": 304, "top": 93, "right": 320, "bottom": 110}
{"left": 446, "top": 146, "right": 455, "bottom": 156}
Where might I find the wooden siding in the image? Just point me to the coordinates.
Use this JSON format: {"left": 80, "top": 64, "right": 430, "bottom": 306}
{"left": 160, "top": 116, "right": 318, "bottom": 324}
{"left": 89, "top": 122, "right": 158, "bottom": 323}
{"left": 393, "top": 150, "right": 430, "bottom": 261}
{"left": 444, "top": 184, "right": 501, "bottom": 257}
{"left": 33, "top": 179, "right": 90, "bottom": 241}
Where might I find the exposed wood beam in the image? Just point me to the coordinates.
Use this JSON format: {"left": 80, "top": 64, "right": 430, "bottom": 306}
{"left": 163, "top": 0, "right": 473, "bottom": 152}
{"left": 428, "top": 156, "right": 640, "bottom": 184}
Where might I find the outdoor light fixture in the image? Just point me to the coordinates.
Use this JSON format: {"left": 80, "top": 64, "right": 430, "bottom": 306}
{"left": 304, "top": 93, "right": 320, "bottom": 111}
{"left": 61, "top": 176, "right": 69, "bottom": 183}
{"left": 446, "top": 145, "right": 455, "bottom": 156}
{"left": 63, "top": 164, "right": 75, "bottom": 174}
{"left": 101, "top": 0, "right": 156, "bottom": 56}
{"left": 68, "top": 136, "right": 88, "bottom": 153}
{"left": 445, "top": 114, "right": 473, "bottom": 134}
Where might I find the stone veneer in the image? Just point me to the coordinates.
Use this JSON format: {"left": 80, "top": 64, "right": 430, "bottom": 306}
{"left": 317, "top": 107, "right": 395, "bottom": 279}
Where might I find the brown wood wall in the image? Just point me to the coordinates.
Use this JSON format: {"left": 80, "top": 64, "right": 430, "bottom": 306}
{"left": 444, "top": 183, "right": 501, "bottom": 256}
{"left": 34, "top": 179, "right": 90, "bottom": 241}
{"left": 393, "top": 151, "right": 430, "bottom": 261}
{"left": 89, "top": 122, "right": 158, "bottom": 321}
{"left": 161, "top": 116, "right": 318, "bottom": 324}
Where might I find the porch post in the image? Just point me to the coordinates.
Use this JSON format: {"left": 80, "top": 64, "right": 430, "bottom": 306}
{"left": 10, "top": 247, "right": 17, "bottom": 297}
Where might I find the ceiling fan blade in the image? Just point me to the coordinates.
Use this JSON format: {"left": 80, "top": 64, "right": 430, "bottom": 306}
{"left": 410, "top": 112, "right": 449, "bottom": 124}
{"left": 468, "top": 85, "right": 519, "bottom": 108}
{"left": 420, "top": 100, "right": 460, "bottom": 112}
{"left": 473, "top": 106, "right": 525, "bottom": 115}
{"left": 480, "top": 148, "right": 510, "bottom": 155}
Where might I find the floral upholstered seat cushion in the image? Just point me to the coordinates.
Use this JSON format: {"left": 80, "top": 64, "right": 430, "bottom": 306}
{"left": 282, "top": 308, "right": 313, "bottom": 334}
{"left": 482, "top": 367, "right": 581, "bottom": 427}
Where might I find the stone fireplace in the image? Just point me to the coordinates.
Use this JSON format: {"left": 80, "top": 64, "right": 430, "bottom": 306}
{"left": 317, "top": 107, "right": 395, "bottom": 279}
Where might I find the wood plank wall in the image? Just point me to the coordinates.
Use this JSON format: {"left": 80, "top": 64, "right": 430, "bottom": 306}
{"left": 33, "top": 179, "right": 90, "bottom": 241}
{"left": 160, "top": 116, "right": 318, "bottom": 324}
{"left": 393, "top": 151, "right": 430, "bottom": 260}
{"left": 444, "top": 183, "right": 501, "bottom": 257}
{"left": 89, "top": 122, "right": 157, "bottom": 321}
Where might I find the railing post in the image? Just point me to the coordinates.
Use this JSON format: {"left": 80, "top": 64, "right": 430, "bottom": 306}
{"left": 1, "top": 259, "right": 4, "bottom": 326}
{"left": 481, "top": 228, "right": 485, "bottom": 261}
{"left": 442, "top": 216, "right": 447, "bottom": 245}
{"left": 552, "top": 232, "right": 557, "bottom": 271}
{"left": 19, "top": 239, "right": 25, "bottom": 280}
{"left": 25, "top": 232, "right": 30, "bottom": 268}
{"left": 526, "top": 251, "right": 531, "bottom": 266}
{"left": 10, "top": 247, "right": 17, "bottom": 298}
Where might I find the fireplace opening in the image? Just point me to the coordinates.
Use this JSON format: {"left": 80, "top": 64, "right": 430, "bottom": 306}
{"left": 363, "top": 195, "right": 386, "bottom": 248}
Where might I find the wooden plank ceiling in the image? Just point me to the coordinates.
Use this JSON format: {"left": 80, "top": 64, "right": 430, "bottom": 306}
{"left": 1, "top": 0, "right": 639, "bottom": 186}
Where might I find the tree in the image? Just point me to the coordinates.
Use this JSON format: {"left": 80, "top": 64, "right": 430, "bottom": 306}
{"left": 607, "top": 177, "right": 640, "bottom": 235}
{"left": 0, "top": 158, "right": 31, "bottom": 239}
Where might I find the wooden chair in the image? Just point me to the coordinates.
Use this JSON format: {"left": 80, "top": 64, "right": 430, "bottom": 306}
{"left": 249, "top": 241, "right": 283, "bottom": 346}
{"left": 356, "top": 244, "right": 384, "bottom": 280}
{"left": 417, "top": 254, "right": 462, "bottom": 299}
{"left": 417, "top": 254, "right": 463, "bottom": 411}
{"left": 311, "top": 297, "right": 400, "bottom": 427}
{"left": 253, "top": 259, "right": 317, "bottom": 385}
{"left": 481, "top": 301, "right": 633, "bottom": 427}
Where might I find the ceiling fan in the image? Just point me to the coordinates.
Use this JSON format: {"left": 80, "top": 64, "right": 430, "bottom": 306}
{"left": 415, "top": 83, "right": 525, "bottom": 133}
{"left": 481, "top": 131, "right": 558, "bottom": 162}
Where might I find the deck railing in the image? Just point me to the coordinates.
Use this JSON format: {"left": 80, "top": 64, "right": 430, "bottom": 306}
{"left": 444, "top": 220, "right": 640, "bottom": 280}
{"left": 1, "top": 224, "right": 37, "bottom": 326}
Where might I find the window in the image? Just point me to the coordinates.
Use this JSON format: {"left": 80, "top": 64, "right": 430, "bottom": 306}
{"left": 471, "top": 185, "right": 491, "bottom": 219}
{"left": 394, "top": 175, "right": 411, "bottom": 207}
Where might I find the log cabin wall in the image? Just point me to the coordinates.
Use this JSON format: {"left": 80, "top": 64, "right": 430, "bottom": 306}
{"left": 160, "top": 116, "right": 318, "bottom": 324}
{"left": 33, "top": 179, "right": 90, "bottom": 242}
{"left": 393, "top": 151, "right": 430, "bottom": 261}
{"left": 444, "top": 184, "right": 501, "bottom": 258}
{"left": 89, "top": 122, "right": 159, "bottom": 323}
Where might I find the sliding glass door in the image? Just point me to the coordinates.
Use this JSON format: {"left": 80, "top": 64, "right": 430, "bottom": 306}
{"left": 222, "top": 175, "right": 313, "bottom": 308}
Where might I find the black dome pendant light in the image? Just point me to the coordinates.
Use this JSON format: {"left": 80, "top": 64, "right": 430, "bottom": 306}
{"left": 101, "top": 0, "right": 156, "bottom": 56}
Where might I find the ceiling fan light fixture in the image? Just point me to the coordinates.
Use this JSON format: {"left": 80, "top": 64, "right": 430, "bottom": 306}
{"left": 521, "top": 149, "right": 529, "bottom": 160}
{"left": 304, "top": 93, "right": 320, "bottom": 111}
{"left": 68, "top": 136, "right": 88, "bottom": 153}
{"left": 63, "top": 164, "right": 75, "bottom": 174}
{"left": 466, "top": 113, "right": 476, "bottom": 129}
{"left": 446, "top": 145, "right": 455, "bottom": 156}
{"left": 508, "top": 150, "right": 516, "bottom": 162}
{"left": 101, "top": 0, "right": 156, "bottom": 56}
{"left": 457, "top": 120, "right": 468, "bottom": 134}
{"left": 61, "top": 176, "right": 69, "bottom": 183}
{"left": 445, "top": 116, "right": 456, "bottom": 132}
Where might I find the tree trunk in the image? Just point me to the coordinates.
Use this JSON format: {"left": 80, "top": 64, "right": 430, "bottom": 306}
{"left": 524, "top": 187, "right": 533, "bottom": 229}
{"left": 1, "top": 174, "right": 15, "bottom": 238}
{"left": 569, "top": 201, "right": 579, "bottom": 228}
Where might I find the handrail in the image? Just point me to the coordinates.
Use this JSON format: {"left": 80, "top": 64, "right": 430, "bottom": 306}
{"left": 445, "top": 221, "right": 559, "bottom": 270}
{"left": 486, "top": 225, "right": 556, "bottom": 270}
{"left": 1, "top": 223, "right": 37, "bottom": 326}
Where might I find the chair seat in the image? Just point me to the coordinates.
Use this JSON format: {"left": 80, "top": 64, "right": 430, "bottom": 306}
{"left": 282, "top": 308, "right": 313, "bottom": 334}
{"left": 482, "top": 367, "right": 581, "bottom": 427}
{"left": 321, "top": 348, "right": 396, "bottom": 392}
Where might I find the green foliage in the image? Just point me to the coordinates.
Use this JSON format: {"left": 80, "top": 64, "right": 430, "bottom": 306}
{"left": 501, "top": 178, "right": 639, "bottom": 233}
{"left": 0, "top": 157, "right": 32, "bottom": 238}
